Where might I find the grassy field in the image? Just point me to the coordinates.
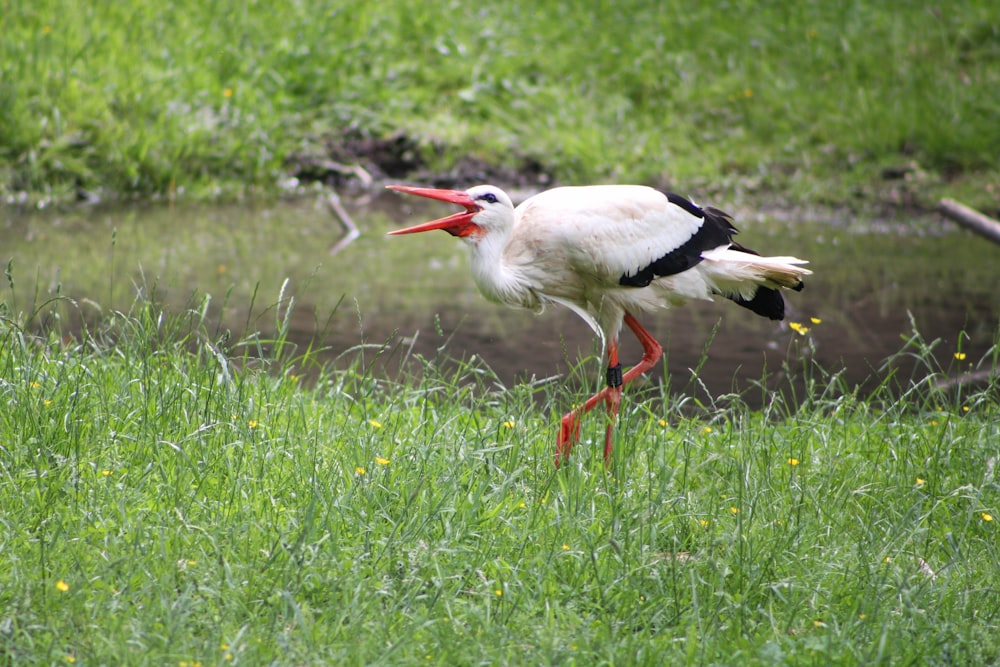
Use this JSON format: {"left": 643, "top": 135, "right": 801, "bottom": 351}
{"left": 3, "top": 2, "right": 1000, "bottom": 663}
{"left": 2, "top": 294, "right": 998, "bottom": 665}
{"left": 2, "top": 0, "right": 998, "bottom": 206}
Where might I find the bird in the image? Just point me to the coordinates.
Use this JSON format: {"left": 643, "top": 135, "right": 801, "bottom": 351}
{"left": 386, "top": 183, "right": 811, "bottom": 467}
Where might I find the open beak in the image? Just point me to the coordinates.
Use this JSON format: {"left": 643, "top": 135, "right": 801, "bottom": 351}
{"left": 386, "top": 185, "right": 481, "bottom": 237}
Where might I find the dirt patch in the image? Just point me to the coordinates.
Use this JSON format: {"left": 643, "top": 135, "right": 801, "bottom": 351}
{"left": 285, "top": 129, "right": 555, "bottom": 191}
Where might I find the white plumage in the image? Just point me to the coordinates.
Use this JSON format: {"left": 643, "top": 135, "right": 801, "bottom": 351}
{"left": 388, "top": 183, "right": 811, "bottom": 466}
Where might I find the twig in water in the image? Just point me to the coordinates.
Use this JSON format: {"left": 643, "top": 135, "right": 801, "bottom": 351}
{"left": 327, "top": 191, "right": 360, "bottom": 256}
{"left": 931, "top": 368, "right": 998, "bottom": 391}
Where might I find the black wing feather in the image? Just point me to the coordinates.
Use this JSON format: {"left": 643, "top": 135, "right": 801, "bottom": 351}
{"left": 618, "top": 193, "right": 738, "bottom": 288}
{"left": 619, "top": 192, "right": 788, "bottom": 321}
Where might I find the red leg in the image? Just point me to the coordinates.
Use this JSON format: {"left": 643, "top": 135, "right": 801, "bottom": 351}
{"left": 619, "top": 312, "right": 663, "bottom": 385}
{"left": 603, "top": 384, "right": 622, "bottom": 462}
{"left": 555, "top": 313, "right": 663, "bottom": 467}
{"left": 556, "top": 344, "right": 613, "bottom": 466}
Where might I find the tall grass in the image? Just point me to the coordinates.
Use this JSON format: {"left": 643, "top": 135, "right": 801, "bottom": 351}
{"left": 1, "top": 288, "right": 998, "bottom": 665}
{"left": 2, "top": 0, "right": 998, "bottom": 203}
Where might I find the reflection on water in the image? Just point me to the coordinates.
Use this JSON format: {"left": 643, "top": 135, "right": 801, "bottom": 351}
{"left": 3, "top": 193, "right": 998, "bottom": 402}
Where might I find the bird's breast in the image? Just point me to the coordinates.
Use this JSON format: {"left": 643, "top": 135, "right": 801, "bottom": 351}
{"left": 469, "top": 251, "right": 544, "bottom": 312}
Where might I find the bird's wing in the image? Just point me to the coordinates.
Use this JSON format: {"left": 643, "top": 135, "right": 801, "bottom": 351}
{"left": 515, "top": 185, "right": 735, "bottom": 288}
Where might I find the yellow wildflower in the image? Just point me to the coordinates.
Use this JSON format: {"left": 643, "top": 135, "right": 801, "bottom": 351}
{"left": 915, "top": 477, "right": 925, "bottom": 486}
{"left": 355, "top": 467, "right": 366, "bottom": 475}
{"left": 983, "top": 513, "right": 994, "bottom": 522}
{"left": 561, "top": 544, "right": 570, "bottom": 551}
{"left": 368, "top": 419, "right": 382, "bottom": 429}
{"left": 375, "top": 457, "right": 390, "bottom": 466}
{"left": 248, "top": 420, "right": 258, "bottom": 429}
{"left": 810, "top": 317, "right": 822, "bottom": 324}
{"left": 730, "top": 506, "right": 740, "bottom": 515}
{"left": 223, "top": 88, "right": 233, "bottom": 98}
{"left": 494, "top": 589, "right": 503, "bottom": 597}
{"left": 502, "top": 420, "right": 515, "bottom": 428}
{"left": 56, "top": 579, "right": 70, "bottom": 592}
{"left": 701, "top": 426, "right": 713, "bottom": 434}
{"left": 789, "top": 322, "right": 810, "bottom": 335}
{"left": 788, "top": 458, "right": 800, "bottom": 466}
{"left": 658, "top": 419, "right": 667, "bottom": 427}
{"left": 954, "top": 352, "right": 967, "bottom": 360}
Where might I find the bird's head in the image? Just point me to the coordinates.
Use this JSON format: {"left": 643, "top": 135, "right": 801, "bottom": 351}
{"left": 386, "top": 184, "right": 513, "bottom": 240}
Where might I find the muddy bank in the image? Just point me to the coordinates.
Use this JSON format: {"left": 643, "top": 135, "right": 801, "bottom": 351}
{"left": 282, "top": 129, "right": 997, "bottom": 225}
{"left": 285, "top": 130, "right": 556, "bottom": 193}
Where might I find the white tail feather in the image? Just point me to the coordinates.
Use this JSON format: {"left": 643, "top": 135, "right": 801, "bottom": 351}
{"left": 701, "top": 247, "right": 811, "bottom": 270}
{"left": 700, "top": 247, "right": 812, "bottom": 293}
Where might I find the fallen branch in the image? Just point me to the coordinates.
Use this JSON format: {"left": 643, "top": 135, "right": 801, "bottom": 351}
{"left": 938, "top": 198, "right": 1000, "bottom": 245}
{"left": 327, "top": 191, "right": 360, "bottom": 256}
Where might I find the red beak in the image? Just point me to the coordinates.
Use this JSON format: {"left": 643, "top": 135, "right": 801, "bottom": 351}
{"left": 386, "top": 185, "right": 481, "bottom": 237}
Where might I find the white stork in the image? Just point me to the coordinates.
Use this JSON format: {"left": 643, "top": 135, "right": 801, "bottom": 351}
{"left": 387, "top": 184, "right": 811, "bottom": 466}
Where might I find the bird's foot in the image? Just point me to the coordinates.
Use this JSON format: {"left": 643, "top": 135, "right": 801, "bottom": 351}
{"left": 555, "top": 412, "right": 582, "bottom": 467}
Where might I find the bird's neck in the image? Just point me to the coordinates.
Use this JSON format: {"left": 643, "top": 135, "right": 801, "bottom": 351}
{"left": 467, "top": 230, "right": 536, "bottom": 309}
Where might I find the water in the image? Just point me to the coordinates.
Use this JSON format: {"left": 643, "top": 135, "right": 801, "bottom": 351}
{"left": 3, "top": 193, "right": 998, "bottom": 400}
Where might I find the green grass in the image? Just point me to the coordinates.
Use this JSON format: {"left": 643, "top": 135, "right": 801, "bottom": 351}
{"left": 2, "top": 0, "right": 998, "bottom": 207}
{"left": 2, "top": 291, "right": 998, "bottom": 665}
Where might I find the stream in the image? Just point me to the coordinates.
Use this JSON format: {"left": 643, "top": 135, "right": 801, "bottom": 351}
{"left": 3, "top": 191, "right": 998, "bottom": 402}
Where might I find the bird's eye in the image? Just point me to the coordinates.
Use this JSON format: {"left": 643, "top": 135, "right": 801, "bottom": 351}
{"left": 478, "top": 192, "right": 499, "bottom": 204}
